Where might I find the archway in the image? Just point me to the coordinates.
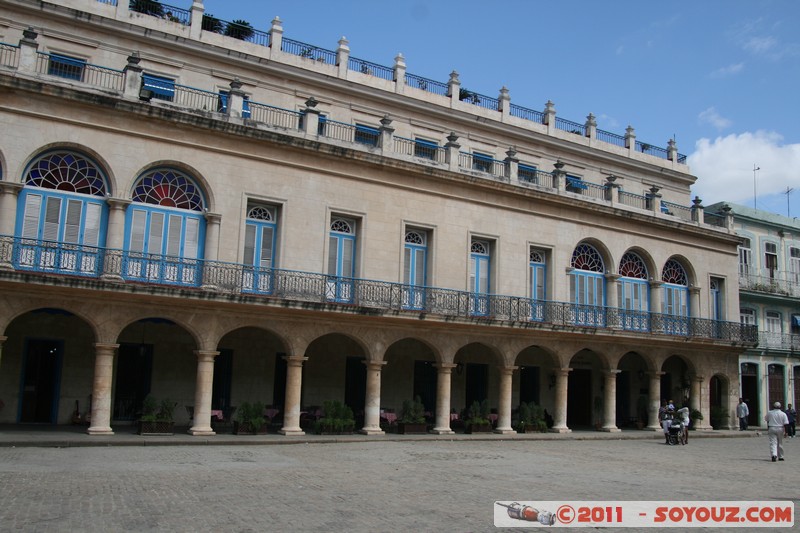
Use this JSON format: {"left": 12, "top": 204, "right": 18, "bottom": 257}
{"left": 382, "top": 338, "right": 437, "bottom": 420}
{"left": 567, "top": 349, "right": 605, "bottom": 428}
{"left": 617, "top": 352, "right": 650, "bottom": 428}
{"left": 514, "top": 345, "right": 558, "bottom": 428}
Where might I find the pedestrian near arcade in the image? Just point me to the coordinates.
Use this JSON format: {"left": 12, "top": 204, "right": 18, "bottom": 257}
{"left": 736, "top": 398, "right": 749, "bottom": 431}
{"left": 765, "top": 402, "right": 789, "bottom": 462}
{"left": 785, "top": 404, "right": 796, "bottom": 438}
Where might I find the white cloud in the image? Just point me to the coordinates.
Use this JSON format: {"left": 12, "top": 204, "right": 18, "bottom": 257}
{"left": 698, "top": 107, "right": 732, "bottom": 130}
{"left": 743, "top": 36, "right": 777, "bottom": 54}
{"left": 688, "top": 131, "right": 800, "bottom": 205}
{"left": 709, "top": 62, "right": 744, "bottom": 78}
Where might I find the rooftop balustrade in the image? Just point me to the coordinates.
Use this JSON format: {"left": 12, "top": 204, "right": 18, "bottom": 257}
{"left": 0, "top": 235, "right": 757, "bottom": 345}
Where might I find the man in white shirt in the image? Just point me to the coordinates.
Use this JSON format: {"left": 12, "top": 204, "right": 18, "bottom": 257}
{"left": 765, "top": 402, "right": 789, "bottom": 462}
{"left": 736, "top": 398, "right": 749, "bottom": 431}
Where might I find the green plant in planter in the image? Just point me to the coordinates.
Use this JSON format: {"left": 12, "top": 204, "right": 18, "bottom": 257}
{"left": 202, "top": 13, "right": 223, "bottom": 33}
{"left": 514, "top": 401, "right": 547, "bottom": 433}
{"left": 397, "top": 396, "right": 427, "bottom": 434}
{"left": 234, "top": 401, "right": 266, "bottom": 434}
{"left": 130, "top": 0, "right": 164, "bottom": 17}
{"left": 224, "top": 19, "right": 254, "bottom": 41}
{"left": 709, "top": 406, "right": 729, "bottom": 429}
{"left": 138, "top": 395, "right": 174, "bottom": 435}
{"left": 465, "top": 399, "right": 491, "bottom": 432}
{"left": 314, "top": 400, "right": 355, "bottom": 434}
{"left": 690, "top": 408, "right": 703, "bottom": 429}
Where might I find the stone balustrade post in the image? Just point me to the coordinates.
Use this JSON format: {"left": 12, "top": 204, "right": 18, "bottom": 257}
{"left": 360, "top": 360, "right": 386, "bottom": 435}
{"left": 189, "top": 0, "right": 204, "bottom": 40}
{"left": 667, "top": 138, "right": 679, "bottom": 162}
{"left": 188, "top": 350, "right": 218, "bottom": 436}
{"left": 544, "top": 100, "right": 556, "bottom": 135}
{"left": 379, "top": 115, "right": 394, "bottom": 155}
{"left": 585, "top": 113, "right": 597, "bottom": 139}
{"left": 301, "top": 97, "right": 320, "bottom": 135}
{"left": 447, "top": 70, "right": 460, "bottom": 108}
{"left": 722, "top": 204, "right": 734, "bottom": 230}
{"left": 495, "top": 366, "right": 516, "bottom": 434}
{"left": 18, "top": 27, "right": 39, "bottom": 74}
{"left": 691, "top": 196, "right": 705, "bottom": 224}
{"left": 87, "top": 343, "right": 119, "bottom": 435}
{"left": 646, "top": 185, "right": 662, "bottom": 215}
{"left": 601, "top": 370, "right": 621, "bottom": 432}
{"left": 336, "top": 36, "right": 349, "bottom": 79}
{"left": 123, "top": 52, "right": 144, "bottom": 100}
{"left": 269, "top": 17, "right": 283, "bottom": 52}
{"left": 393, "top": 53, "right": 406, "bottom": 93}
{"left": 625, "top": 125, "right": 636, "bottom": 157}
{"left": 226, "top": 79, "right": 246, "bottom": 118}
{"left": 551, "top": 368, "right": 571, "bottom": 433}
{"left": 445, "top": 132, "right": 461, "bottom": 172}
{"left": 498, "top": 86, "right": 510, "bottom": 121}
{"left": 604, "top": 175, "right": 619, "bottom": 205}
{"left": 279, "top": 355, "right": 308, "bottom": 435}
{"left": 431, "top": 363, "right": 456, "bottom": 434}
{"left": 552, "top": 160, "right": 566, "bottom": 192}
{"left": 504, "top": 147, "right": 519, "bottom": 184}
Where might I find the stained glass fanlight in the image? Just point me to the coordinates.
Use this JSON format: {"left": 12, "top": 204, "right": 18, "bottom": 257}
{"left": 25, "top": 150, "right": 107, "bottom": 196}
{"left": 571, "top": 243, "right": 604, "bottom": 272}
{"left": 619, "top": 252, "right": 648, "bottom": 279}
{"left": 132, "top": 168, "right": 204, "bottom": 211}
{"left": 662, "top": 259, "right": 688, "bottom": 285}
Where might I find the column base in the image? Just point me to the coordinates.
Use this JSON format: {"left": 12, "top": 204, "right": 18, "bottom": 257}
{"left": 600, "top": 427, "right": 621, "bottom": 433}
{"left": 86, "top": 427, "right": 114, "bottom": 436}
{"left": 549, "top": 427, "right": 571, "bottom": 434}
{"left": 493, "top": 428, "right": 516, "bottom": 435}
{"left": 646, "top": 425, "right": 662, "bottom": 432}
{"left": 278, "top": 428, "right": 305, "bottom": 436}
{"left": 359, "top": 428, "right": 385, "bottom": 436}
{"left": 187, "top": 428, "right": 216, "bottom": 436}
{"left": 430, "top": 428, "right": 455, "bottom": 435}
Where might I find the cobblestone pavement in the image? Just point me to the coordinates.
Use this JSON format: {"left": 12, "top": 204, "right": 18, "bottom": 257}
{"left": 0, "top": 434, "right": 796, "bottom": 532}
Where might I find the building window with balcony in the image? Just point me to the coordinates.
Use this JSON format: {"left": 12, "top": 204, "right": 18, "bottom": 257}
{"left": 354, "top": 124, "right": 380, "bottom": 147}
{"left": 765, "top": 242, "right": 778, "bottom": 279}
{"left": 565, "top": 174, "right": 588, "bottom": 193}
{"left": 469, "top": 239, "right": 491, "bottom": 316}
{"left": 790, "top": 246, "right": 800, "bottom": 284}
{"left": 403, "top": 229, "right": 428, "bottom": 310}
{"left": 472, "top": 152, "right": 493, "bottom": 173}
{"left": 765, "top": 311, "right": 782, "bottom": 348}
{"left": 124, "top": 168, "right": 206, "bottom": 286}
{"left": 518, "top": 164, "right": 538, "bottom": 184}
{"left": 618, "top": 251, "right": 649, "bottom": 331}
{"left": 16, "top": 150, "right": 109, "bottom": 275}
{"left": 142, "top": 73, "right": 176, "bottom": 101}
{"left": 47, "top": 53, "right": 86, "bottom": 81}
{"left": 738, "top": 238, "right": 752, "bottom": 276}
{"left": 569, "top": 242, "right": 605, "bottom": 326}
{"left": 414, "top": 138, "right": 439, "bottom": 160}
{"left": 740, "top": 308, "right": 756, "bottom": 326}
{"left": 243, "top": 204, "right": 277, "bottom": 294}
{"left": 217, "top": 91, "right": 251, "bottom": 118}
{"left": 710, "top": 277, "right": 724, "bottom": 321}
{"left": 327, "top": 216, "right": 356, "bottom": 303}
{"left": 529, "top": 248, "right": 547, "bottom": 321}
{"left": 661, "top": 258, "right": 689, "bottom": 335}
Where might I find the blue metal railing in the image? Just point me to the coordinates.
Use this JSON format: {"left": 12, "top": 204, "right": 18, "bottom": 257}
{"left": 0, "top": 42, "right": 19, "bottom": 69}
{"left": 0, "top": 235, "right": 758, "bottom": 344}
{"left": 404, "top": 73, "right": 448, "bottom": 96}
{"left": 129, "top": 1, "right": 190, "bottom": 25}
{"left": 248, "top": 102, "right": 302, "bottom": 130}
{"left": 208, "top": 18, "right": 270, "bottom": 46}
{"left": 555, "top": 116, "right": 586, "bottom": 136}
{"left": 509, "top": 104, "right": 545, "bottom": 124}
{"left": 596, "top": 129, "right": 626, "bottom": 148}
{"left": 348, "top": 57, "right": 394, "bottom": 80}
{"left": 618, "top": 190, "right": 648, "bottom": 210}
{"left": 281, "top": 38, "right": 336, "bottom": 64}
{"left": 458, "top": 90, "right": 499, "bottom": 111}
{"left": 36, "top": 52, "right": 125, "bottom": 91}
{"left": 394, "top": 137, "right": 447, "bottom": 163}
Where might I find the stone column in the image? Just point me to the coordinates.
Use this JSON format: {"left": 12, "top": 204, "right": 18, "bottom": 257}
{"left": 544, "top": 100, "right": 556, "bottom": 135}
{"left": 647, "top": 185, "right": 662, "bottom": 215}
{"left": 495, "top": 366, "right": 516, "bottom": 434}
{"left": 188, "top": 350, "right": 218, "bottom": 436}
{"left": 667, "top": 138, "right": 679, "bottom": 162}
{"left": 551, "top": 368, "right": 571, "bottom": 433}
{"left": 431, "top": 363, "right": 456, "bottom": 434}
{"left": 601, "top": 370, "right": 621, "bottom": 432}
{"left": 689, "top": 286, "right": 701, "bottom": 318}
{"left": 101, "top": 198, "right": 130, "bottom": 279}
{"left": 691, "top": 375, "right": 711, "bottom": 430}
{"left": 379, "top": 115, "right": 394, "bottom": 156}
{"left": 649, "top": 280, "right": 664, "bottom": 332}
{"left": 336, "top": 36, "right": 350, "bottom": 79}
{"left": 498, "top": 86, "right": 510, "bottom": 121}
{"left": 445, "top": 132, "right": 460, "bottom": 173}
{"left": 226, "top": 79, "right": 246, "bottom": 118}
{"left": 504, "top": 147, "right": 519, "bottom": 184}
{"left": 604, "top": 175, "right": 619, "bottom": 205}
{"left": 269, "top": 17, "right": 283, "bottom": 52}
{"left": 87, "top": 343, "right": 119, "bottom": 435}
{"left": 123, "top": 52, "right": 143, "bottom": 100}
{"left": 605, "top": 273, "right": 621, "bottom": 329}
{"left": 0, "top": 181, "right": 23, "bottom": 245}
{"left": 552, "top": 160, "right": 565, "bottom": 192}
{"left": 279, "top": 355, "right": 307, "bottom": 435}
{"left": 18, "top": 27, "right": 39, "bottom": 74}
{"left": 691, "top": 196, "right": 705, "bottom": 224}
{"left": 625, "top": 125, "right": 636, "bottom": 157}
{"left": 393, "top": 53, "right": 406, "bottom": 93}
{"left": 189, "top": 0, "right": 204, "bottom": 40}
{"left": 360, "top": 360, "right": 385, "bottom": 435}
{"left": 647, "top": 371, "right": 664, "bottom": 431}
{"left": 585, "top": 113, "right": 597, "bottom": 139}
{"left": 203, "top": 211, "right": 221, "bottom": 261}
{"left": 447, "top": 70, "right": 460, "bottom": 107}
{"left": 301, "top": 97, "right": 320, "bottom": 136}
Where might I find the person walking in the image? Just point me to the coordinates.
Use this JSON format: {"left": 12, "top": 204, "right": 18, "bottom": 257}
{"left": 765, "top": 402, "right": 789, "bottom": 462}
{"left": 736, "top": 398, "right": 749, "bottom": 431}
{"left": 785, "top": 404, "right": 796, "bottom": 438}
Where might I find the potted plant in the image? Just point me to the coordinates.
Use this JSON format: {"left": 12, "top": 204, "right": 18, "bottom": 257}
{"left": 710, "top": 406, "right": 729, "bottom": 429}
{"left": 397, "top": 396, "right": 428, "bottom": 434}
{"left": 201, "top": 14, "right": 223, "bottom": 33}
{"left": 224, "top": 19, "right": 254, "bottom": 41}
{"left": 465, "top": 399, "right": 492, "bottom": 433}
{"left": 514, "top": 401, "right": 547, "bottom": 433}
{"left": 233, "top": 401, "right": 267, "bottom": 435}
{"left": 138, "top": 395, "right": 175, "bottom": 435}
{"left": 130, "top": 0, "right": 164, "bottom": 17}
{"left": 314, "top": 400, "right": 355, "bottom": 435}
{"left": 690, "top": 408, "right": 704, "bottom": 430}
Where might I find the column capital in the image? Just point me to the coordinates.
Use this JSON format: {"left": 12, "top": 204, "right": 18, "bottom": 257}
{"left": 194, "top": 350, "right": 219, "bottom": 362}
{"left": 555, "top": 367, "right": 572, "bottom": 376}
{"left": 436, "top": 362, "right": 457, "bottom": 371}
{"left": 363, "top": 360, "right": 387, "bottom": 371}
{"left": 106, "top": 197, "right": 131, "bottom": 211}
{"left": 0, "top": 181, "right": 24, "bottom": 195}
{"left": 498, "top": 365, "right": 518, "bottom": 375}
{"left": 93, "top": 342, "right": 120, "bottom": 353}
{"left": 0, "top": 335, "right": 7, "bottom": 344}
{"left": 603, "top": 369, "right": 622, "bottom": 376}
{"left": 283, "top": 355, "right": 308, "bottom": 367}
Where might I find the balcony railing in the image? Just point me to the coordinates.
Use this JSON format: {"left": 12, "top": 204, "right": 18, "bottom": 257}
{"left": 0, "top": 235, "right": 758, "bottom": 344}
{"left": 739, "top": 270, "right": 800, "bottom": 298}
{"left": 758, "top": 332, "right": 800, "bottom": 352}
{"left": 0, "top": 42, "right": 19, "bottom": 69}
{"left": 248, "top": 102, "right": 302, "bottom": 130}
{"left": 281, "top": 37, "right": 336, "bottom": 64}
{"left": 35, "top": 52, "right": 125, "bottom": 91}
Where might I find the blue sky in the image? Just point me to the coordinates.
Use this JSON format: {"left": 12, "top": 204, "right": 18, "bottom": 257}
{"left": 203, "top": 0, "right": 800, "bottom": 219}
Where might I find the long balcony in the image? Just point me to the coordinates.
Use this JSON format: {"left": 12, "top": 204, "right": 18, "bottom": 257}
{"left": 0, "top": 235, "right": 758, "bottom": 344}
{"left": 739, "top": 269, "right": 800, "bottom": 298}
{"left": 757, "top": 332, "right": 800, "bottom": 353}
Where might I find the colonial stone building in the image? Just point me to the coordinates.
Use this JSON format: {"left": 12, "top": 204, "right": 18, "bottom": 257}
{"left": 0, "top": 0, "right": 756, "bottom": 437}
{"left": 706, "top": 202, "right": 799, "bottom": 429}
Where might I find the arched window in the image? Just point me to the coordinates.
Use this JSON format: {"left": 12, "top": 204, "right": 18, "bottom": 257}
{"left": 569, "top": 243, "right": 605, "bottom": 325}
{"left": 661, "top": 258, "right": 689, "bottom": 334}
{"left": 16, "top": 150, "right": 109, "bottom": 275}
{"left": 618, "top": 251, "right": 649, "bottom": 330}
{"left": 124, "top": 168, "right": 206, "bottom": 286}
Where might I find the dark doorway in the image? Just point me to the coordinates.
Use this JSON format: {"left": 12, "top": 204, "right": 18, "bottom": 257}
{"left": 19, "top": 339, "right": 63, "bottom": 423}
{"left": 768, "top": 364, "right": 785, "bottom": 407}
{"left": 113, "top": 343, "right": 153, "bottom": 420}
{"left": 212, "top": 349, "right": 233, "bottom": 411}
{"left": 519, "top": 366, "right": 540, "bottom": 405}
{"left": 660, "top": 373, "right": 672, "bottom": 402}
{"left": 272, "top": 353, "right": 287, "bottom": 409}
{"left": 413, "top": 360, "right": 437, "bottom": 414}
{"left": 465, "top": 363, "right": 488, "bottom": 408}
{"left": 344, "top": 357, "right": 366, "bottom": 415}
{"left": 616, "top": 371, "right": 630, "bottom": 427}
{"left": 741, "top": 363, "right": 759, "bottom": 426}
{"left": 567, "top": 368, "right": 592, "bottom": 427}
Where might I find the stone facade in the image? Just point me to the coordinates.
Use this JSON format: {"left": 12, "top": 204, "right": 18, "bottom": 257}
{"left": 0, "top": 0, "right": 755, "bottom": 436}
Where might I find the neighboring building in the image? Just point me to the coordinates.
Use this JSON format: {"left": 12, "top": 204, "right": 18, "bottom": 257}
{"left": 0, "top": 0, "right": 756, "bottom": 437}
{"left": 706, "top": 202, "right": 800, "bottom": 429}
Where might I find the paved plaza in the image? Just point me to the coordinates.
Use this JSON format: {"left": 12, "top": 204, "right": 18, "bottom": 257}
{"left": 0, "top": 431, "right": 796, "bottom": 532}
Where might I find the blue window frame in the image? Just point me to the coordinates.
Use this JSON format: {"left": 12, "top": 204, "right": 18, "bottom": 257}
{"left": 472, "top": 152, "right": 493, "bottom": 173}
{"left": 414, "top": 138, "right": 439, "bottom": 160}
{"left": 47, "top": 53, "right": 85, "bottom": 81}
{"left": 243, "top": 205, "right": 276, "bottom": 294}
{"left": 403, "top": 230, "right": 427, "bottom": 310}
{"left": 519, "top": 164, "right": 538, "bottom": 184}
{"left": 354, "top": 124, "right": 380, "bottom": 147}
{"left": 570, "top": 243, "right": 605, "bottom": 326}
{"left": 618, "top": 251, "right": 649, "bottom": 331}
{"left": 469, "top": 240, "right": 491, "bottom": 316}
{"left": 529, "top": 248, "right": 546, "bottom": 321}
{"left": 217, "top": 91, "right": 252, "bottom": 118}
{"left": 566, "top": 175, "right": 588, "bottom": 191}
{"left": 662, "top": 259, "right": 689, "bottom": 335}
{"left": 327, "top": 217, "right": 356, "bottom": 303}
{"left": 142, "top": 73, "right": 176, "bottom": 102}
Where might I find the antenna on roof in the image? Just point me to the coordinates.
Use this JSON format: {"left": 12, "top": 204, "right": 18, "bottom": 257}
{"left": 783, "top": 186, "right": 794, "bottom": 218}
